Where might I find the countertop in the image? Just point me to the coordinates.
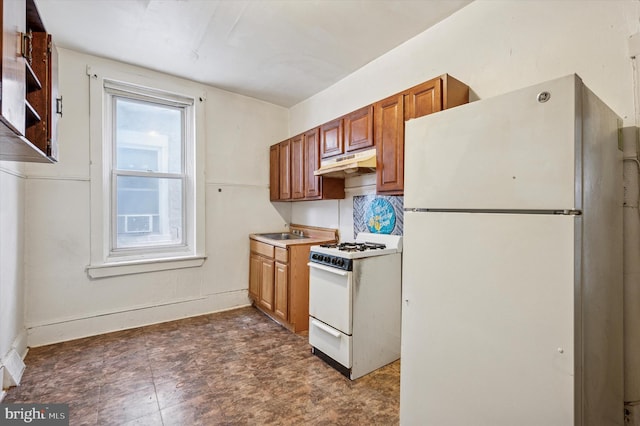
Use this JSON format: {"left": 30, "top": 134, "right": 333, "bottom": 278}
{"left": 249, "top": 233, "right": 336, "bottom": 248}
{"left": 249, "top": 224, "right": 338, "bottom": 249}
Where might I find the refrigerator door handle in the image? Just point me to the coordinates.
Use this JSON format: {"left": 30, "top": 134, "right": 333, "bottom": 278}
{"left": 404, "top": 208, "right": 582, "bottom": 215}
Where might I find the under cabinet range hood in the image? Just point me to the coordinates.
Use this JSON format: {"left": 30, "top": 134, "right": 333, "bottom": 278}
{"left": 314, "top": 148, "right": 376, "bottom": 178}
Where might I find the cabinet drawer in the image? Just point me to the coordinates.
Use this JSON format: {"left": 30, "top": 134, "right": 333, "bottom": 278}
{"left": 250, "top": 240, "right": 274, "bottom": 258}
{"left": 275, "top": 247, "right": 288, "bottom": 263}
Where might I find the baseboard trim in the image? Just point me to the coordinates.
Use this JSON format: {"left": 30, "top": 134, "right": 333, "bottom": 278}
{"left": 27, "top": 290, "right": 251, "bottom": 347}
{"left": 1, "top": 329, "right": 29, "bottom": 389}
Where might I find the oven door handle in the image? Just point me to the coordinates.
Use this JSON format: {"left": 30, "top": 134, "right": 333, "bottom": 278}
{"left": 307, "top": 262, "right": 349, "bottom": 276}
{"left": 311, "top": 318, "right": 342, "bottom": 338}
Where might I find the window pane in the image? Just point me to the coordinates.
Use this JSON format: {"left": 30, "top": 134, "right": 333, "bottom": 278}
{"left": 115, "top": 97, "right": 182, "bottom": 173}
{"left": 115, "top": 176, "right": 183, "bottom": 249}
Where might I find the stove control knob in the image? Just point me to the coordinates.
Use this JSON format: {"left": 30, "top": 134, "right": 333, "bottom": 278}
{"left": 331, "top": 258, "right": 337, "bottom": 265}
{"left": 336, "top": 259, "right": 344, "bottom": 267}
{"left": 323, "top": 256, "right": 330, "bottom": 263}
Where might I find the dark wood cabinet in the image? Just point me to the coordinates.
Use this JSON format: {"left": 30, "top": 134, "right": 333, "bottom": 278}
{"left": 320, "top": 106, "right": 373, "bottom": 158}
{"left": 291, "top": 133, "right": 305, "bottom": 199}
{"left": 0, "top": 0, "right": 61, "bottom": 163}
{"left": 344, "top": 105, "right": 374, "bottom": 153}
{"left": 376, "top": 75, "right": 469, "bottom": 195}
{"left": 26, "top": 31, "right": 59, "bottom": 159}
{"left": 270, "top": 74, "right": 468, "bottom": 198}
{"left": 279, "top": 140, "right": 291, "bottom": 200}
{"left": 320, "top": 118, "right": 343, "bottom": 158}
{"left": 403, "top": 78, "right": 442, "bottom": 121}
{"left": 304, "top": 128, "right": 321, "bottom": 199}
{"left": 375, "top": 93, "right": 405, "bottom": 195}
{"left": 270, "top": 127, "right": 344, "bottom": 202}
{"left": 269, "top": 144, "right": 280, "bottom": 201}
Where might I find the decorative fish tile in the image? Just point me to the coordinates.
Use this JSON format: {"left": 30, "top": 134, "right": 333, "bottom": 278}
{"left": 353, "top": 195, "right": 403, "bottom": 237}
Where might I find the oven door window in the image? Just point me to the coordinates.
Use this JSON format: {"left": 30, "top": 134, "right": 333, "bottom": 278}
{"left": 308, "top": 263, "right": 353, "bottom": 335}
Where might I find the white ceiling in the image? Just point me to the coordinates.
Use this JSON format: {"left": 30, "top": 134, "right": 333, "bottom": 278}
{"left": 34, "top": 0, "right": 471, "bottom": 107}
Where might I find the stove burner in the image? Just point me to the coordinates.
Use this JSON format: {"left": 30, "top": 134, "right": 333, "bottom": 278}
{"left": 319, "top": 242, "right": 387, "bottom": 252}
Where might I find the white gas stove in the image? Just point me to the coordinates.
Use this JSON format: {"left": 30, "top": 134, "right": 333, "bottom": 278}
{"left": 308, "top": 232, "right": 403, "bottom": 380}
{"left": 309, "top": 232, "right": 403, "bottom": 269}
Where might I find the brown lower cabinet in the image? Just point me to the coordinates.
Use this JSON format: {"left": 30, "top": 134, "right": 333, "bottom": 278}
{"left": 249, "top": 228, "right": 337, "bottom": 333}
{"left": 249, "top": 239, "right": 311, "bottom": 332}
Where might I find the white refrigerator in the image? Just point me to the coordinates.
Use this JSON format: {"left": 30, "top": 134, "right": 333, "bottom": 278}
{"left": 400, "top": 74, "right": 623, "bottom": 426}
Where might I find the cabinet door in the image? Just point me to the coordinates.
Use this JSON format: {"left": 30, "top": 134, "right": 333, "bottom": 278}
{"left": 274, "top": 262, "right": 288, "bottom": 321}
{"left": 1, "top": 0, "right": 27, "bottom": 136}
{"left": 320, "top": 118, "right": 343, "bottom": 158}
{"left": 291, "top": 133, "right": 305, "bottom": 199}
{"left": 259, "top": 258, "right": 275, "bottom": 311}
{"left": 269, "top": 144, "right": 280, "bottom": 201}
{"left": 304, "top": 127, "right": 321, "bottom": 199}
{"left": 344, "top": 105, "right": 374, "bottom": 152}
{"left": 25, "top": 31, "right": 48, "bottom": 154}
{"left": 47, "top": 34, "right": 59, "bottom": 160}
{"left": 249, "top": 254, "right": 262, "bottom": 300}
{"left": 279, "top": 140, "right": 291, "bottom": 200}
{"left": 375, "top": 93, "right": 405, "bottom": 194}
{"left": 404, "top": 77, "right": 442, "bottom": 121}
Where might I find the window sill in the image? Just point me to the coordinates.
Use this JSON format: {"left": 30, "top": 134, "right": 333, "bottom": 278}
{"left": 86, "top": 255, "right": 207, "bottom": 279}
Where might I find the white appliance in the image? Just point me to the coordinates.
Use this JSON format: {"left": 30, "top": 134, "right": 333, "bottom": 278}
{"left": 400, "top": 74, "right": 623, "bottom": 425}
{"left": 308, "top": 232, "right": 402, "bottom": 380}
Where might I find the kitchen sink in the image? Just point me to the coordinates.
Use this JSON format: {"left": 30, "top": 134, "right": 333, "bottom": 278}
{"left": 257, "top": 232, "right": 309, "bottom": 240}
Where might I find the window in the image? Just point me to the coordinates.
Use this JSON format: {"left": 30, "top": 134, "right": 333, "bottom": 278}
{"left": 111, "top": 92, "right": 185, "bottom": 251}
{"left": 87, "top": 65, "right": 205, "bottom": 278}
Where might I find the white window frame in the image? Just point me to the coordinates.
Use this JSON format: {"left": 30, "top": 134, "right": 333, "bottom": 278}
{"left": 86, "top": 64, "right": 206, "bottom": 278}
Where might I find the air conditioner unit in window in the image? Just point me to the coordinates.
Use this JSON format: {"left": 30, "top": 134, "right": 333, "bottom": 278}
{"left": 124, "top": 214, "right": 153, "bottom": 233}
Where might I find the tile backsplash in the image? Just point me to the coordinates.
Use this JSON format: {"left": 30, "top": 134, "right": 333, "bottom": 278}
{"left": 353, "top": 195, "right": 403, "bottom": 238}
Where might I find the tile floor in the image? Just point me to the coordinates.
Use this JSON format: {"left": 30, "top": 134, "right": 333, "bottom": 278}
{"left": 2, "top": 307, "right": 400, "bottom": 425}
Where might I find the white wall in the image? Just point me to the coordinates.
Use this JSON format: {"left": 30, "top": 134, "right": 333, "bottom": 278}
{"left": 0, "top": 160, "right": 27, "bottom": 385}
{"left": 288, "top": 0, "right": 640, "bottom": 404}
{"left": 22, "top": 48, "right": 291, "bottom": 346}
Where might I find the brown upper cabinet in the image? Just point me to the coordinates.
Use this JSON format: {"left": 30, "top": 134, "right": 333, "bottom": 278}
{"left": 269, "top": 145, "right": 280, "bottom": 201}
{"left": 270, "top": 128, "right": 344, "bottom": 202}
{"left": 291, "top": 133, "right": 305, "bottom": 200}
{"left": 320, "top": 105, "right": 374, "bottom": 159}
{"left": 303, "top": 128, "right": 322, "bottom": 199}
{"left": 374, "top": 93, "right": 405, "bottom": 195}
{"left": 279, "top": 139, "right": 291, "bottom": 200}
{"left": 0, "top": 0, "right": 61, "bottom": 163}
{"left": 344, "top": 105, "right": 374, "bottom": 153}
{"left": 270, "top": 73, "right": 468, "bottom": 200}
{"left": 320, "top": 118, "right": 343, "bottom": 159}
{"left": 376, "top": 75, "right": 469, "bottom": 194}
